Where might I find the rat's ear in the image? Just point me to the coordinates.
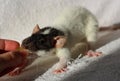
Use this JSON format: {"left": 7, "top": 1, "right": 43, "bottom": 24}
{"left": 32, "top": 24, "right": 40, "bottom": 34}
{"left": 54, "top": 36, "right": 66, "bottom": 48}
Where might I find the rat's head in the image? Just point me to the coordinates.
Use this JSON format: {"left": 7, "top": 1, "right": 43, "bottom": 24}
{"left": 21, "top": 24, "right": 65, "bottom": 52}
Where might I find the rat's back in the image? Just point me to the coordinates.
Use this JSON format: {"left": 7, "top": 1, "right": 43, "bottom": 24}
{"left": 53, "top": 7, "right": 98, "bottom": 47}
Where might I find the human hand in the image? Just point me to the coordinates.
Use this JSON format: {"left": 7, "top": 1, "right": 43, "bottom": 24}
{"left": 0, "top": 39, "right": 20, "bottom": 53}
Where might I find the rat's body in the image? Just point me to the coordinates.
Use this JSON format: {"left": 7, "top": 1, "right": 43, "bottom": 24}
{"left": 52, "top": 7, "right": 98, "bottom": 48}
{"left": 22, "top": 7, "right": 99, "bottom": 73}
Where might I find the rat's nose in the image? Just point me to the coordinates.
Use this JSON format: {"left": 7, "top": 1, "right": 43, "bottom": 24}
{"left": 21, "top": 41, "right": 29, "bottom": 49}
{"left": 21, "top": 44, "right": 26, "bottom": 49}
{"left": 21, "top": 41, "right": 30, "bottom": 49}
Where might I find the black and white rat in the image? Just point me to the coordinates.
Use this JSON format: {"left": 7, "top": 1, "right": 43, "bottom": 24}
{"left": 21, "top": 7, "right": 120, "bottom": 73}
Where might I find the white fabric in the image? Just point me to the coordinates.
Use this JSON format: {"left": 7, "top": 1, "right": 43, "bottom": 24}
{"left": 36, "top": 36, "right": 120, "bottom": 81}
{"left": 0, "top": 0, "right": 120, "bottom": 81}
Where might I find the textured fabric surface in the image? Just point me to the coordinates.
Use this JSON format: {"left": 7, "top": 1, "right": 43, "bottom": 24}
{"left": 35, "top": 37, "right": 120, "bottom": 81}
{"left": 0, "top": 0, "right": 120, "bottom": 81}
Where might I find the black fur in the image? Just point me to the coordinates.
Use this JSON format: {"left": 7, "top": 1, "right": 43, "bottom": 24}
{"left": 22, "top": 27, "right": 64, "bottom": 52}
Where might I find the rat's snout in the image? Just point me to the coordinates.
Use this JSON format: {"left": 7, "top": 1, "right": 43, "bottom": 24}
{"left": 21, "top": 38, "right": 30, "bottom": 49}
{"left": 21, "top": 43, "right": 28, "bottom": 49}
{"left": 21, "top": 38, "right": 38, "bottom": 51}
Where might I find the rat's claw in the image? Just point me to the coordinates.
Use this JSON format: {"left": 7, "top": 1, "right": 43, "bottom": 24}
{"left": 53, "top": 68, "right": 68, "bottom": 74}
{"left": 87, "top": 50, "right": 102, "bottom": 57}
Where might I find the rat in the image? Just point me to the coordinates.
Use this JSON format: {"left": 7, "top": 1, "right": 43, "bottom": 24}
{"left": 21, "top": 7, "right": 120, "bottom": 74}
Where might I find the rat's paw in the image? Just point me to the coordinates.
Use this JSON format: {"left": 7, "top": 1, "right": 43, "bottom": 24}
{"left": 86, "top": 50, "right": 102, "bottom": 57}
{"left": 8, "top": 67, "right": 22, "bottom": 76}
{"left": 53, "top": 67, "right": 68, "bottom": 74}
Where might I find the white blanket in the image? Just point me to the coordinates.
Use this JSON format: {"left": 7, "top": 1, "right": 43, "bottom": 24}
{"left": 36, "top": 35, "right": 120, "bottom": 81}
{"left": 0, "top": 0, "right": 120, "bottom": 81}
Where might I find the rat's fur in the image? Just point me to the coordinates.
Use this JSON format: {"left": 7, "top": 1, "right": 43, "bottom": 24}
{"left": 22, "top": 27, "right": 64, "bottom": 51}
{"left": 22, "top": 7, "right": 98, "bottom": 72}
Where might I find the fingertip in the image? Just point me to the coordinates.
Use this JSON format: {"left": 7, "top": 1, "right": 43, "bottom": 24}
{"left": 5, "top": 40, "right": 20, "bottom": 51}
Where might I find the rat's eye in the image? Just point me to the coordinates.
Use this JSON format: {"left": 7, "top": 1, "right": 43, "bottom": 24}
{"left": 39, "top": 39, "right": 45, "bottom": 44}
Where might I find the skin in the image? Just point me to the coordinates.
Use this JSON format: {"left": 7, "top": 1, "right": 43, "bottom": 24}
{"left": 0, "top": 39, "right": 28, "bottom": 77}
{"left": 0, "top": 39, "right": 20, "bottom": 53}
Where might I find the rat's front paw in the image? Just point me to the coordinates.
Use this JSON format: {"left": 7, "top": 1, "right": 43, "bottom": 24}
{"left": 53, "top": 67, "right": 68, "bottom": 74}
{"left": 86, "top": 50, "right": 102, "bottom": 57}
{"left": 53, "top": 62, "right": 68, "bottom": 74}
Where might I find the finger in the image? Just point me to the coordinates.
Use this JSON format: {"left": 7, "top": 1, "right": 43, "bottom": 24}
{"left": 0, "top": 39, "right": 20, "bottom": 51}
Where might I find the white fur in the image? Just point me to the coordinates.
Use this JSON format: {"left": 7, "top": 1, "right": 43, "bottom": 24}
{"left": 41, "top": 29, "right": 51, "bottom": 35}
{"left": 36, "top": 7, "right": 98, "bottom": 70}
{"left": 51, "top": 7, "right": 98, "bottom": 70}
{"left": 52, "top": 7, "right": 98, "bottom": 47}
{"left": 56, "top": 48, "right": 71, "bottom": 59}
{"left": 55, "top": 48, "right": 71, "bottom": 69}
{"left": 36, "top": 50, "right": 47, "bottom": 56}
